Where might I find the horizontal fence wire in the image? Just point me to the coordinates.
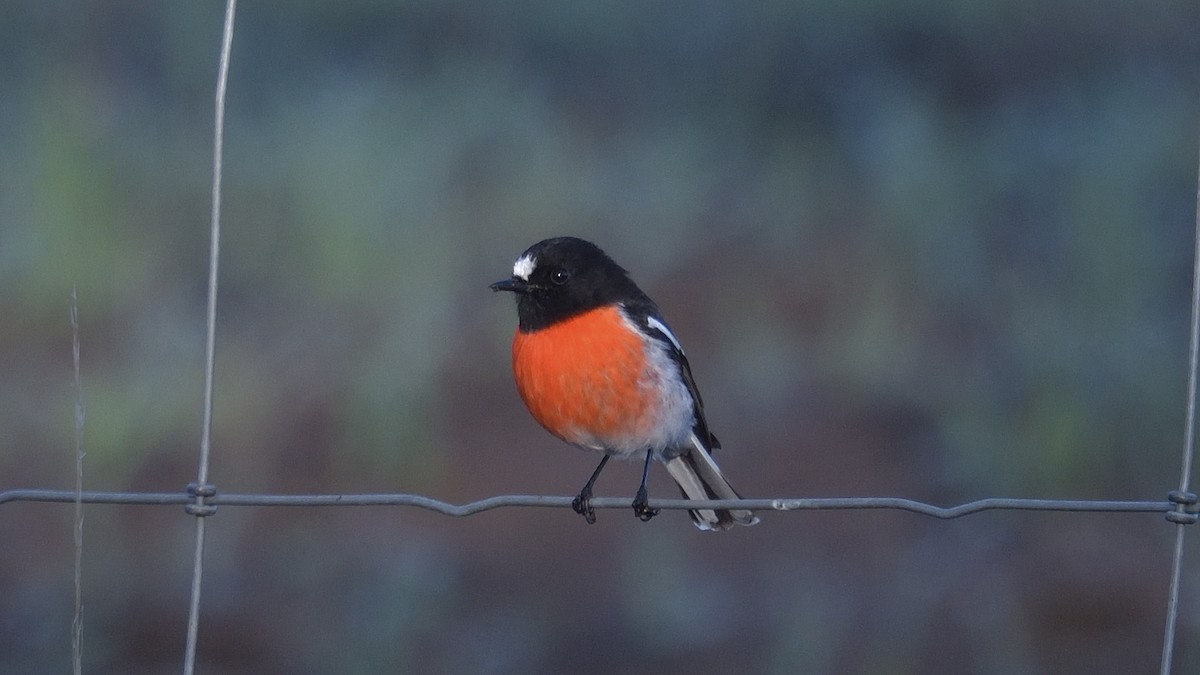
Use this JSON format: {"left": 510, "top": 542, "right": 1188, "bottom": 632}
{"left": 0, "top": 489, "right": 1175, "bottom": 519}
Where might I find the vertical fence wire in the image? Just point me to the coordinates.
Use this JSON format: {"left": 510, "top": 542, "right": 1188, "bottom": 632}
{"left": 1159, "top": 128, "right": 1200, "bottom": 675}
{"left": 182, "top": 1, "right": 237, "bottom": 673}
{"left": 70, "top": 287, "right": 85, "bottom": 675}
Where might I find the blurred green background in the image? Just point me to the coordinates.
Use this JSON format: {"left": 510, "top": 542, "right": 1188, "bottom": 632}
{"left": 3, "top": 0, "right": 1200, "bottom": 673}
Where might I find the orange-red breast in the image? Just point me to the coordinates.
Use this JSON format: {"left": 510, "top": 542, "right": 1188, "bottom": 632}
{"left": 491, "top": 236, "right": 758, "bottom": 531}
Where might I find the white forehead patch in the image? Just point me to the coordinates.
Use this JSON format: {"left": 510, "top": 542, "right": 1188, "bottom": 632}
{"left": 513, "top": 254, "right": 537, "bottom": 281}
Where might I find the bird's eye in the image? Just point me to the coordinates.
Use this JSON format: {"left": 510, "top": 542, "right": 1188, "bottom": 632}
{"left": 552, "top": 269, "right": 570, "bottom": 285}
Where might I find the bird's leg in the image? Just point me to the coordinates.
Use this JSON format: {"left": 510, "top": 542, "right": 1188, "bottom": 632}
{"left": 572, "top": 455, "right": 611, "bottom": 524}
{"left": 632, "top": 449, "right": 659, "bottom": 522}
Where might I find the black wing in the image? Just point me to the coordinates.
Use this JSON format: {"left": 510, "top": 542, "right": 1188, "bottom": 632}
{"left": 639, "top": 311, "right": 722, "bottom": 451}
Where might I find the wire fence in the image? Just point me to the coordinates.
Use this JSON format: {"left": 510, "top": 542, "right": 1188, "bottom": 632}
{"left": 2, "top": 2, "right": 1198, "bottom": 674}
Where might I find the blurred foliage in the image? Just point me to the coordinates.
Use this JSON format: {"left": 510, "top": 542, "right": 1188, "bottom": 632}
{"left": 2, "top": 0, "right": 1200, "bottom": 673}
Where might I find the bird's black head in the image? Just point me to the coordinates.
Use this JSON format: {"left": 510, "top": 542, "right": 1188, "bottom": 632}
{"left": 491, "top": 237, "right": 651, "bottom": 332}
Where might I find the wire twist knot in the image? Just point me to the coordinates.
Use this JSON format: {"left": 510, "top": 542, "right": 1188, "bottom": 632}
{"left": 1165, "top": 490, "right": 1198, "bottom": 525}
{"left": 185, "top": 483, "right": 218, "bottom": 517}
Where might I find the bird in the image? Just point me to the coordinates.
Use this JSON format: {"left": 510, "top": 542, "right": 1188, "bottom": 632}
{"left": 491, "top": 236, "right": 758, "bottom": 531}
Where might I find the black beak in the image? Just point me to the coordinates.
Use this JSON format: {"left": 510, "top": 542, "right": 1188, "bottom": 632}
{"left": 490, "top": 278, "right": 530, "bottom": 293}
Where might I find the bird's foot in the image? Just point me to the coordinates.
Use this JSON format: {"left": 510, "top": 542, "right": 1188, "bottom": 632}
{"left": 572, "top": 490, "right": 598, "bottom": 525}
{"left": 632, "top": 486, "right": 659, "bottom": 522}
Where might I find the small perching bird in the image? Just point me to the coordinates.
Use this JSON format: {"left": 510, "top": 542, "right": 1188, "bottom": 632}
{"left": 491, "top": 236, "right": 758, "bottom": 531}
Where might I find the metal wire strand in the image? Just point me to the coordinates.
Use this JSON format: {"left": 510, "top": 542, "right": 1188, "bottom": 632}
{"left": 0, "top": 488, "right": 1174, "bottom": 519}
{"left": 183, "top": 1, "right": 237, "bottom": 673}
{"left": 1158, "top": 123, "right": 1200, "bottom": 675}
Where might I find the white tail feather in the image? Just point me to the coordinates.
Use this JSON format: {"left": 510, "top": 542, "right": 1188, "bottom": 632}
{"left": 662, "top": 434, "right": 759, "bottom": 531}
{"left": 664, "top": 457, "right": 723, "bottom": 530}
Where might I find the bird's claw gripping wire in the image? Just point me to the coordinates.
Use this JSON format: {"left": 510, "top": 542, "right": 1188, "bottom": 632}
{"left": 631, "top": 450, "right": 659, "bottom": 521}
{"left": 571, "top": 455, "right": 611, "bottom": 525}
{"left": 632, "top": 486, "right": 659, "bottom": 522}
{"left": 572, "top": 490, "right": 598, "bottom": 524}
